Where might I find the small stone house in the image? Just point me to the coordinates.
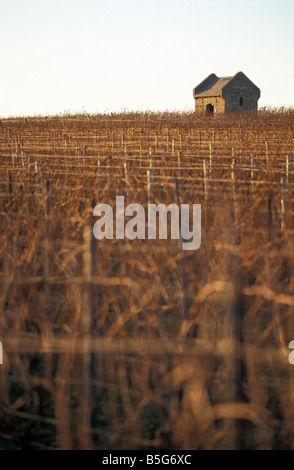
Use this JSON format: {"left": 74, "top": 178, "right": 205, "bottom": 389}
{"left": 193, "top": 71, "right": 260, "bottom": 114}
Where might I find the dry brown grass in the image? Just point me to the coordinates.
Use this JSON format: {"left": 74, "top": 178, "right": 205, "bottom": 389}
{"left": 0, "top": 109, "right": 294, "bottom": 449}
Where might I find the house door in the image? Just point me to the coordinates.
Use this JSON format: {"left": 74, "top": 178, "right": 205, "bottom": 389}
{"left": 206, "top": 104, "right": 214, "bottom": 115}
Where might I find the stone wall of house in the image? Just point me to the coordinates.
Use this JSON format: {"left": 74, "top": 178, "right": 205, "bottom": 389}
{"left": 223, "top": 75, "right": 259, "bottom": 112}
{"left": 195, "top": 90, "right": 258, "bottom": 114}
{"left": 195, "top": 96, "right": 225, "bottom": 114}
{"left": 224, "top": 88, "right": 258, "bottom": 112}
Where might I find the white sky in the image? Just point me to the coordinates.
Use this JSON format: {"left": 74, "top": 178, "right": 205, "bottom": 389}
{"left": 0, "top": 0, "right": 294, "bottom": 117}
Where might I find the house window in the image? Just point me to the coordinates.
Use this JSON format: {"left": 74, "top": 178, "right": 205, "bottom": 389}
{"left": 240, "top": 97, "right": 244, "bottom": 107}
{"left": 206, "top": 104, "right": 214, "bottom": 115}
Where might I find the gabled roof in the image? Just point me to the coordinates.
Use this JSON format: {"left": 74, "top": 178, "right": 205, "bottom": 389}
{"left": 193, "top": 72, "right": 260, "bottom": 100}
{"left": 195, "top": 76, "right": 233, "bottom": 97}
